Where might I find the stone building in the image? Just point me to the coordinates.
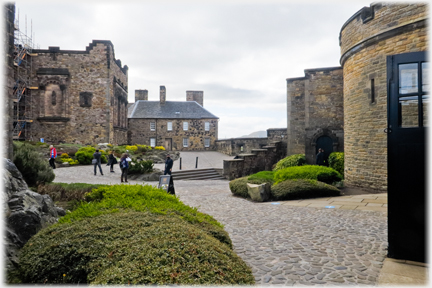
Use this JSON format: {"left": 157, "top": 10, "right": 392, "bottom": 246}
{"left": 29, "top": 41, "right": 129, "bottom": 145}
{"left": 4, "top": 4, "right": 15, "bottom": 159}
{"left": 128, "top": 87, "right": 219, "bottom": 151}
{"left": 286, "top": 67, "right": 344, "bottom": 164}
{"left": 339, "top": 2, "right": 427, "bottom": 262}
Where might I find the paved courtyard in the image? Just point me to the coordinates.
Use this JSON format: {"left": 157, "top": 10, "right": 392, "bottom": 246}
{"left": 53, "top": 163, "right": 388, "bottom": 286}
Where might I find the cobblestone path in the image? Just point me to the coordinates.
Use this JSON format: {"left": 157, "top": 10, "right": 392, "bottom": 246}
{"left": 174, "top": 180, "right": 388, "bottom": 286}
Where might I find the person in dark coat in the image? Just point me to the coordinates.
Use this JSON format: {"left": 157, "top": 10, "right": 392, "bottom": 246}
{"left": 93, "top": 149, "right": 104, "bottom": 175}
{"left": 164, "top": 154, "right": 173, "bottom": 175}
{"left": 120, "top": 153, "right": 129, "bottom": 183}
{"left": 316, "top": 148, "right": 325, "bottom": 166}
{"left": 108, "top": 151, "right": 117, "bottom": 173}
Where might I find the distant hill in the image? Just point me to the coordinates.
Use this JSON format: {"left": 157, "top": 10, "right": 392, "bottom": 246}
{"left": 240, "top": 131, "right": 267, "bottom": 138}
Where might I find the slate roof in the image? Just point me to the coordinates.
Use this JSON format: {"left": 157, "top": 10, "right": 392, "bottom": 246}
{"left": 128, "top": 100, "right": 219, "bottom": 119}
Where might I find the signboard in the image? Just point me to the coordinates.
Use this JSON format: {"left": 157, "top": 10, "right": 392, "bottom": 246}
{"left": 158, "top": 175, "right": 175, "bottom": 195}
{"left": 40, "top": 138, "right": 44, "bottom": 143}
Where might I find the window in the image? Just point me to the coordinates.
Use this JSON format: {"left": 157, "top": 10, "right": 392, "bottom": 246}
{"left": 167, "top": 122, "right": 172, "bottom": 131}
{"left": 204, "top": 138, "right": 210, "bottom": 147}
{"left": 150, "top": 138, "right": 156, "bottom": 147}
{"left": 370, "top": 79, "right": 375, "bottom": 104}
{"left": 183, "top": 138, "right": 188, "bottom": 147}
{"left": 150, "top": 122, "right": 156, "bottom": 131}
{"left": 183, "top": 122, "right": 188, "bottom": 130}
{"left": 205, "top": 121, "right": 210, "bottom": 131}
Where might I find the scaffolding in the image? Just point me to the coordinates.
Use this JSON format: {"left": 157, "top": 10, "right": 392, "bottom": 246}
{"left": 12, "top": 13, "right": 36, "bottom": 141}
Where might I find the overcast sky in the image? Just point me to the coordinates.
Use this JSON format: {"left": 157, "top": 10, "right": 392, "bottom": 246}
{"left": 13, "top": 0, "right": 374, "bottom": 139}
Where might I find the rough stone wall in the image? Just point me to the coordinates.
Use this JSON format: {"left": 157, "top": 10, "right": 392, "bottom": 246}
{"left": 128, "top": 118, "right": 218, "bottom": 151}
{"left": 28, "top": 40, "right": 128, "bottom": 145}
{"left": 287, "top": 67, "right": 344, "bottom": 164}
{"left": 215, "top": 137, "right": 269, "bottom": 156}
{"left": 4, "top": 4, "right": 15, "bottom": 159}
{"left": 286, "top": 78, "right": 306, "bottom": 155}
{"left": 340, "top": 3, "right": 428, "bottom": 191}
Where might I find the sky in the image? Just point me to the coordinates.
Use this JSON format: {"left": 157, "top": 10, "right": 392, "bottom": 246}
{"left": 11, "top": 0, "right": 375, "bottom": 139}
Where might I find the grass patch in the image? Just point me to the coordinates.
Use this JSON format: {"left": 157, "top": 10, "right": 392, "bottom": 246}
{"left": 274, "top": 165, "right": 342, "bottom": 185}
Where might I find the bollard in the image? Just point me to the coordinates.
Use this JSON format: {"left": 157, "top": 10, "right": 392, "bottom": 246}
{"left": 179, "top": 157, "right": 182, "bottom": 170}
{"left": 195, "top": 156, "right": 198, "bottom": 169}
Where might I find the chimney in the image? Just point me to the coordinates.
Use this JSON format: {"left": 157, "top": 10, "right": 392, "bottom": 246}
{"left": 160, "top": 86, "right": 166, "bottom": 104}
{"left": 135, "top": 89, "right": 148, "bottom": 102}
{"left": 186, "top": 91, "right": 204, "bottom": 107}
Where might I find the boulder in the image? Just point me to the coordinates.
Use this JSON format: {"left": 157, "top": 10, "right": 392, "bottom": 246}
{"left": 3, "top": 158, "right": 65, "bottom": 273}
{"left": 247, "top": 183, "right": 271, "bottom": 202}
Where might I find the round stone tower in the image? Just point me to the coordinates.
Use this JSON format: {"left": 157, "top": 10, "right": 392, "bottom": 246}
{"left": 339, "top": 2, "right": 427, "bottom": 191}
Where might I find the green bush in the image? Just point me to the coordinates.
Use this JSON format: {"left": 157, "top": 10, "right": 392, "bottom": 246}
{"left": 228, "top": 177, "right": 249, "bottom": 198}
{"left": 274, "top": 165, "right": 342, "bottom": 185}
{"left": 15, "top": 184, "right": 253, "bottom": 284}
{"left": 17, "top": 212, "right": 254, "bottom": 285}
{"left": 12, "top": 142, "right": 55, "bottom": 187}
{"left": 328, "top": 152, "right": 344, "bottom": 178}
{"left": 271, "top": 179, "right": 340, "bottom": 200}
{"left": 247, "top": 171, "right": 275, "bottom": 185}
{"left": 128, "top": 159, "right": 154, "bottom": 174}
{"left": 273, "top": 154, "right": 306, "bottom": 171}
{"left": 75, "top": 146, "right": 107, "bottom": 165}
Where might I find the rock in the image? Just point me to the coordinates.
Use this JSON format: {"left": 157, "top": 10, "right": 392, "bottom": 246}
{"left": 128, "top": 168, "right": 163, "bottom": 182}
{"left": 3, "top": 158, "right": 65, "bottom": 273}
{"left": 247, "top": 183, "right": 271, "bottom": 202}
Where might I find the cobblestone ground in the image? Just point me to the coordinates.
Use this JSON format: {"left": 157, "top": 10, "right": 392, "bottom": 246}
{"left": 174, "top": 180, "right": 388, "bottom": 286}
{"left": 53, "top": 168, "right": 388, "bottom": 286}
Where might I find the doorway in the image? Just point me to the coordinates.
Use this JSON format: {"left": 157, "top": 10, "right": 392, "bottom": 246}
{"left": 164, "top": 138, "right": 172, "bottom": 151}
{"left": 316, "top": 136, "right": 333, "bottom": 166}
{"left": 387, "top": 51, "right": 427, "bottom": 262}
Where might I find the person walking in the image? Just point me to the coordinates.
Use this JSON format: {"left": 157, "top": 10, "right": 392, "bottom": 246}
{"left": 120, "top": 153, "right": 129, "bottom": 183}
{"left": 93, "top": 149, "right": 104, "bottom": 176}
{"left": 164, "top": 154, "right": 173, "bottom": 175}
{"left": 316, "top": 148, "right": 324, "bottom": 166}
{"left": 108, "top": 151, "right": 117, "bottom": 173}
{"left": 49, "top": 145, "right": 57, "bottom": 169}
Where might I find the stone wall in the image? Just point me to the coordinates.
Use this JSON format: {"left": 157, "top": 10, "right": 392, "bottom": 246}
{"left": 4, "top": 4, "right": 15, "bottom": 159}
{"left": 186, "top": 91, "right": 204, "bottom": 107}
{"left": 128, "top": 118, "right": 218, "bottom": 151}
{"left": 339, "top": 3, "right": 428, "bottom": 191}
{"left": 28, "top": 40, "right": 128, "bottom": 145}
{"left": 215, "top": 137, "right": 268, "bottom": 156}
{"left": 287, "top": 67, "right": 344, "bottom": 164}
{"left": 223, "top": 142, "right": 284, "bottom": 180}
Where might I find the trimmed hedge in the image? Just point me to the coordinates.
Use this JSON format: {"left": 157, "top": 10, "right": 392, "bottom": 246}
{"left": 271, "top": 179, "right": 340, "bottom": 200}
{"left": 274, "top": 165, "right": 342, "bottom": 185}
{"left": 247, "top": 171, "right": 275, "bottom": 185}
{"left": 229, "top": 172, "right": 275, "bottom": 198}
{"left": 18, "top": 212, "right": 254, "bottom": 285}
{"left": 12, "top": 142, "right": 55, "bottom": 187}
{"left": 328, "top": 152, "right": 344, "bottom": 178}
{"left": 273, "top": 154, "right": 306, "bottom": 171}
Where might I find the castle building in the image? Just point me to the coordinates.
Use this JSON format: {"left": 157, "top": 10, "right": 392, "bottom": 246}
{"left": 286, "top": 67, "right": 344, "bottom": 164}
{"left": 128, "top": 87, "right": 219, "bottom": 150}
{"left": 287, "top": 2, "right": 428, "bottom": 263}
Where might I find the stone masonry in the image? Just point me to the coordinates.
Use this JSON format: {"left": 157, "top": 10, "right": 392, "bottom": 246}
{"left": 28, "top": 40, "right": 129, "bottom": 145}
{"left": 339, "top": 3, "right": 428, "bottom": 191}
{"left": 287, "top": 67, "right": 344, "bottom": 164}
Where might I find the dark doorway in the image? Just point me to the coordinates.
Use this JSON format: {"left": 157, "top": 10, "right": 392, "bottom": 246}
{"left": 387, "top": 51, "right": 427, "bottom": 263}
{"left": 316, "top": 136, "right": 333, "bottom": 166}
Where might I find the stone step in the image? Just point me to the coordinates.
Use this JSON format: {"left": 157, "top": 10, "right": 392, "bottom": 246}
{"left": 171, "top": 168, "right": 226, "bottom": 180}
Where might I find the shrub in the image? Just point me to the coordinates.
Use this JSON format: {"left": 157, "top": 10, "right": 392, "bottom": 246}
{"left": 247, "top": 171, "right": 275, "bottom": 185}
{"left": 328, "top": 152, "right": 344, "bottom": 178}
{"left": 271, "top": 179, "right": 340, "bottom": 200}
{"left": 155, "top": 146, "right": 165, "bottom": 150}
{"left": 17, "top": 212, "right": 254, "bottom": 285}
{"left": 229, "top": 177, "right": 249, "bottom": 198}
{"left": 128, "top": 159, "right": 154, "bottom": 174}
{"left": 274, "top": 165, "right": 342, "bottom": 185}
{"left": 60, "top": 153, "right": 69, "bottom": 159}
{"left": 125, "top": 145, "right": 138, "bottom": 152}
{"left": 273, "top": 154, "right": 306, "bottom": 171}
{"left": 75, "top": 146, "right": 107, "bottom": 165}
{"left": 61, "top": 157, "right": 79, "bottom": 165}
{"left": 12, "top": 142, "right": 55, "bottom": 187}
{"left": 135, "top": 144, "right": 152, "bottom": 153}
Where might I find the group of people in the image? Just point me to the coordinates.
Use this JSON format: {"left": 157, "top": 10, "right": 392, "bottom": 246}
{"left": 93, "top": 150, "right": 130, "bottom": 183}
{"left": 48, "top": 144, "right": 174, "bottom": 183}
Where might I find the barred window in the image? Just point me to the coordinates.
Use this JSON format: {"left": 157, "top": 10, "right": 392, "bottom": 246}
{"left": 167, "top": 122, "right": 172, "bottom": 131}
{"left": 204, "top": 138, "right": 210, "bottom": 147}
{"left": 205, "top": 122, "right": 210, "bottom": 131}
{"left": 150, "top": 138, "right": 156, "bottom": 147}
{"left": 183, "top": 122, "right": 188, "bottom": 130}
{"left": 183, "top": 138, "right": 188, "bottom": 147}
{"left": 150, "top": 122, "right": 156, "bottom": 131}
